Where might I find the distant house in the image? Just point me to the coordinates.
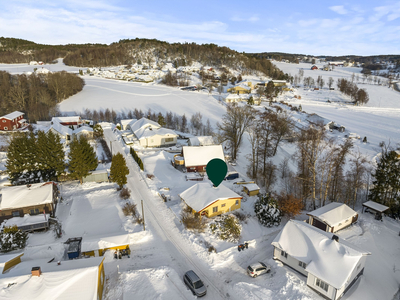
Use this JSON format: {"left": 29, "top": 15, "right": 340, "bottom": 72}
{"left": 0, "top": 256, "right": 106, "bottom": 300}
{"left": 188, "top": 136, "right": 215, "bottom": 146}
{"left": 182, "top": 145, "right": 225, "bottom": 173}
{"left": 242, "top": 183, "right": 260, "bottom": 196}
{"left": 0, "top": 182, "right": 58, "bottom": 223}
{"left": 311, "top": 65, "right": 318, "bottom": 70}
{"left": 225, "top": 93, "right": 250, "bottom": 103}
{"left": 46, "top": 121, "right": 73, "bottom": 142}
{"left": 120, "top": 119, "right": 137, "bottom": 130}
{"left": 179, "top": 183, "right": 242, "bottom": 218}
{"left": 0, "top": 111, "right": 27, "bottom": 131}
{"left": 74, "top": 126, "right": 94, "bottom": 140}
{"left": 51, "top": 116, "right": 83, "bottom": 129}
{"left": 270, "top": 80, "right": 288, "bottom": 87}
{"left": 307, "top": 202, "right": 358, "bottom": 233}
{"left": 130, "top": 118, "right": 178, "bottom": 148}
{"left": 227, "top": 84, "right": 251, "bottom": 94}
{"left": 272, "top": 220, "right": 370, "bottom": 300}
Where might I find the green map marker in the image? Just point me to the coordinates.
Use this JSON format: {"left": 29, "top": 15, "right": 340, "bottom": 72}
{"left": 206, "top": 158, "right": 228, "bottom": 187}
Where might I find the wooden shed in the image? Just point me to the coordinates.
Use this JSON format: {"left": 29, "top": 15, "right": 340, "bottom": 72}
{"left": 242, "top": 183, "right": 260, "bottom": 196}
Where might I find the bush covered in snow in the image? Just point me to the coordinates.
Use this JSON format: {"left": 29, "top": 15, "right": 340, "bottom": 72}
{"left": 209, "top": 214, "right": 241, "bottom": 242}
{"left": 254, "top": 194, "right": 282, "bottom": 227}
{"left": 0, "top": 226, "right": 28, "bottom": 253}
{"left": 180, "top": 206, "right": 206, "bottom": 233}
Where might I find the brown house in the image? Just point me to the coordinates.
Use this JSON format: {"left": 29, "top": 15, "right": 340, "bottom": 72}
{"left": 0, "top": 111, "right": 26, "bottom": 131}
{"left": 0, "top": 182, "right": 58, "bottom": 223}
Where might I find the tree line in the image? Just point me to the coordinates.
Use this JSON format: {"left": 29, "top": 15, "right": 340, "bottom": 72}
{"left": 0, "top": 71, "right": 84, "bottom": 122}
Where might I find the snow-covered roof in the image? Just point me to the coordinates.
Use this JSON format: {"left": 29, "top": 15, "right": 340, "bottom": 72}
{"left": 74, "top": 126, "right": 93, "bottom": 134}
{"left": 120, "top": 119, "right": 137, "bottom": 128}
{"left": 0, "top": 182, "right": 55, "bottom": 210}
{"left": 272, "top": 220, "right": 369, "bottom": 289}
{"left": 17, "top": 119, "right": 27, "bottom": 124}
{"left": 130, "top": 118, "right": 160, "bottom": 134}
{"left": 179, "top": 182, "right": 241, "bottom": 212}
{"left": 1, "top": 111, "right": 24, "bottom": 120}
{"left": 0, "top": 253, "right": 24, "bottom": 274}
{"left": 81, "top": 233, "right": 130, "bottom": 252}
{"left": 46, "top": 121, "right": 73, "bottom": 137}
{"left": 307, "top": 202, "right": 357, "bottom": 227}
{"left": 52, "top": 116, "right": 81, "bottom": 124}
{"left": 0, "top": 257, "right": 104, "bottom": 300}
{"left": 182, "top": 145, "right": 225, "bottom": 167}
{"left": 188, "top": 136, "right": 214, "bottom": 146}
{"left": 2, "top": 214, "right": 49, "bottom": 228}
{"left": 362, "top": 201, "right": 389, "bottom": 213}
{"left": 243, "top": 183, "right": 260, "bottom": 191}
{"left": 134, "top": 127, "right": 177, "bottom": 140}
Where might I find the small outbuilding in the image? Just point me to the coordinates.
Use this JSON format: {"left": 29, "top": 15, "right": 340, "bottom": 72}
{"left": 242, "top": 183, "right": 260, "bottom": 196}
{"left": 307, "top": 202, "right": 358, "bottom": 233}
{"left": 81, "top": 233, "right": 130, "bottom": 257}
{"left": 362, "top": 201, "right": 389, "bottom": 220}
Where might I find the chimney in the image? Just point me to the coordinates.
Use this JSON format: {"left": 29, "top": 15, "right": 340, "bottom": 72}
{"left": 31, "top": 266, "right": 41, "bottom": 277}
{"left": 332, "top": 235, "right": 339, "bottom": 242}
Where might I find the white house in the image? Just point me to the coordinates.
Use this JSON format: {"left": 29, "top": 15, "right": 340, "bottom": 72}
{"left": 188, "top": 136, "right": 215, "bottom": 146}
{"left": 45, "top": 121, "right": 73, "bottom": 142}
{"left": 272, "top": 220, "right": 370, "bottom": 300}
{"left": 120, "top": 119, "right": 137, "bottom": 130}
{"left": 51, "top": 116, "right": 84, "bottom": 129}
{"left": 225, "top": 94, "right": 249, "bottom": 103}
{"left": 182, "top": 145, "right": 225, "bottom": 172}
{"left": 307, "top": 202, "right": 358, "bottom": 233}
{"left": 130, "top": 118, "right": 178, "bottom": 148}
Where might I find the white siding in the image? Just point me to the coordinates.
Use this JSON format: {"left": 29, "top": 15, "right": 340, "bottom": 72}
{"left": 332, "top": 215, "right": 356, "bottom": 232}
{"left": 307, "top": 273, "right": 336, "bottom": 300}
{"left": 273, "top": 247, "right": 308, "bottom": 276}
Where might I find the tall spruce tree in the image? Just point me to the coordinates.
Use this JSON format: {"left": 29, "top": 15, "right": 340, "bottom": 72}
{"left": 37, "top": 130, "right": 65, "bottom": 181}
{"left": 368, "top": 149, "right": 400, "bottom": 216}
{"left": 68, "top": 135, "right": 98, "bottom": 184}
{"left": 110, "top": 153, "right": 130, "bottom": 189}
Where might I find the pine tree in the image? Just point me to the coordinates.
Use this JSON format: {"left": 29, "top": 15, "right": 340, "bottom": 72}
{"left": 368, "top": 149, "right": 400, "bottom": 216}
{"left": 110, "top": 153, "right": 129, "bottom": 189}
{"left": 45, "top": 130, "right": 65, "bottom": 181}
{"left": 254, "top": 194, "right": 282, "bottom": 227}
{"left": 68, "top": 135, "right": 98, "bottom": 184}
{"left": 157, "top": 113, "right": 166, "bottom": 127}
{"left": 93, "top": 124, "right": 104, "bottom": 139}
{"left": 0, "top": 226, "right": 28, "bottom": 253}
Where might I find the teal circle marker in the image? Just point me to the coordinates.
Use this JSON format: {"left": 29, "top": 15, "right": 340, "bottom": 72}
{"left": 206, "top": 158, "right": 228, "bottom": 187}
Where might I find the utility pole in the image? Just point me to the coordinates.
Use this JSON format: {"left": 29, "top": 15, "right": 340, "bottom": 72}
{"left": 141, "top": 200, "right": 145, "bottom": 231}
{"left": 110, "top": 141, "right": 112, "bottom": 156}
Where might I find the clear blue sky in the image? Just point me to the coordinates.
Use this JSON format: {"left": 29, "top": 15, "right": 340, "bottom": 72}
{"left": 1, "top": 0, "right": 399, "bottom": 56}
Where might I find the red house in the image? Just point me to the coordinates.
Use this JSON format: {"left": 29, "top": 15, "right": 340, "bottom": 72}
{"left": 311, "top": 65, "right": 318, "bottom": 70}
{"left": 0, "top": 111, "right": 27, "bottom": 131}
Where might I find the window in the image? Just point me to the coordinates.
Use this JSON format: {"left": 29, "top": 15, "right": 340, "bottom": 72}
{"left": 35, "top": 208, "right": 39, "bottom": 214}
{"left": 281, "top": 250, "right": 288, "bottom": 258}
{"left": 235, "top": 200, "right": 239, "bottom": 205}
{"left": 316, "top": 278, "right": 329, "bottom": 292}
{"left": 30, "top": 209, "right": 34, "bottom": 215}
{"left": 165, "top": 138, "right": 174, "bottom": 142}
{"left": 4, "top": 127, "right": 7, "bottom": 130}
{"left": 298, "top": 261, "right": 306, "bottom": 268}
{"left": 213, "top": 206, "right": 218, "bottom": 213}
{"left": 2, "top": 120, "right": 5, "bottom": 123}
{"left": 221, "top": 203, "right": 226, "bottom": 207}
{"left": 12, "top": 211, "right": 20, "bottom": 217}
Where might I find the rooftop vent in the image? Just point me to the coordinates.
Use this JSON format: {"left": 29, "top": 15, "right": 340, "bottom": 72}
{"left": 31, "top": 266, "right": 41, "bottom": 277}
{"left": 332, "top": 235, "right": 339, "bottom": 242}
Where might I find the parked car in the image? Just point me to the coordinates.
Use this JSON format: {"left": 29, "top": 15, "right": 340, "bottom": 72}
{"left": 247, "top": 262, "right": 271, "bottom": 278}
{"left": 183, "top": 270, "right": 207, "bottom": 297}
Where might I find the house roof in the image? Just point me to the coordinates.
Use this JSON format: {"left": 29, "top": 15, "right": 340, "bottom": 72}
{"left": 188, "top": 136, "right": 214, "bottom": 146}
{"left": 130, "top": 118, "right": 160, "bottom": 134}
{"left": 0, "top": 253, "right": 24, "bottom": 274}
{"left": 2, "top": 214, "right": 50, "bottom": 228}
{"left": 52, "top": 116, "right": 81, "bottom": 124}
{"left": 81, "top": 233, "right": 130, "bottom": 252}
{"left": 179, "top": 182, "right": 242, "bottom": 212}
{"left": 362, "top": 201, "right": 389, "bottom": 213}
{"left": 74, "top": 126, "right": 94, "bottom": 134}
{"left": 0, "top": 182, "right": 55, "bottom": 210}
{"left": 46, "top": 121, "right": 73, "bottom": 137}
{"left": 120, "top": 119, "right": 137, "bottom": 128}
{"left": 0, "top": 257, "right": 104, "bottom": 300}
{"left": 134, "top": 126, "right": 177, "bottom": 140}
{"left": 243, "top": 183, "right": 260, "bottom": 191}
{"left": 182, "top": 145, "right": 225, "bottom": 167}
{"left": 307, "top": 202, "right": 357, "bottom": 228}
{"left": 1, "top": 111, "right": 24, "bottom": 120}
{"left": 271, "top": 220, "right": 369, "bottom": 289}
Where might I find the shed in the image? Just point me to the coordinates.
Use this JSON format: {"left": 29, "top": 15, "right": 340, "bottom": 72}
{"left": 307, "top": 202, "right": 358, "bottom": 233}
{"left": 82, "top": 170, "right": 109, "bottom": 183}
{"left": 242, "top": 183, "right": 260, "bottom": 196}
{"left": 362, "top": 201, "right": 389, "bottom": 220}
{"left": 66, "top": 237, "right": 82, "bottom": 259}
{"left": 81, "top": 233, "right": 130, "bottom": 257}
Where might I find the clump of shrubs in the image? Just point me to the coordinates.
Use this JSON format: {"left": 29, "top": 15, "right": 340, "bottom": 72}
{"left": 209, "top": 214, "right": 241, "bottom": 242}
{"left": 180, "top": 206, "right": 206, "bottom": 233}
{"left": 122, "top": 202, "right": 143, "bottom": 224}
{"left": 204, "top": 240, "right": 217, "bottom": 253}
{"left": 119, "top": 187, "right": 131, "bottom": 199}
{"left": 0, "top": 226, "right": 28, "bottom": 253}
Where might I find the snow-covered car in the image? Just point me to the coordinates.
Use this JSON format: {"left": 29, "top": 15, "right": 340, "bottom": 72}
{"left": 247, "top": 262, "right": 271, "bottom": 278}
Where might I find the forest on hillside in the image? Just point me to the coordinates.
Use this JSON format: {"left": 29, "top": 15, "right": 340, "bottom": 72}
{"left": 0, "top": 71, "right": 84, "bottom": 122}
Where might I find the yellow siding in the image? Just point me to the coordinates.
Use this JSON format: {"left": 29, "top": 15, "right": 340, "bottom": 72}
{"left": 227, "top": 87, "right": 250, "bottom": 94}
{"left": 97, "top": 259, "right": 105, "bottom": 300}
{"left": 82, "top": 250, "right": 95, "bottom": 257}
{"left": 84, "top": 245, "right": 130, "bottom": 257}
{"left": 201, "top": 198, "right": 242, "bottom": 218}
{"left": 243, "top": 187, "right": 260, "bottom": 196}
{"left": 2, "top": 254, "right": 23, "bottom": 273}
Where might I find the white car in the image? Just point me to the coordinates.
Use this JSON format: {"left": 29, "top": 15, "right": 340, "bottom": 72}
{"left": 247, "top": 262, "right": 271, "bottom": 278}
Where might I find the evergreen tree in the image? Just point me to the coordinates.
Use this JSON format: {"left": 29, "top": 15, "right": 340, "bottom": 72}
{"left": 368, "top": 149, "right": 400, "bottom": 217}
{"left": 5, "top": 133, "right": 27, "bottom": 184}
{"left": 247, "top": 96, "right": 254, "bottom": 105}
{"left": 157, "top": 113, "right": 166, "bottom": 127}
{"left": 0, "top": 226, "right": 28, "bottom": 253}
{"left": 93, "top": 124, "right": 104, "bottom": 139}
{"left": 254, "top": 194, "right": 282, "bottom": 227}
{"left": 68, "top": 135, "right": 98, "bottom": 184}
{"left": 44, "top": 130, "right": 65, "bottom": 181}
{"left": 110, "top": 153, "right": 130, "bottom": 189}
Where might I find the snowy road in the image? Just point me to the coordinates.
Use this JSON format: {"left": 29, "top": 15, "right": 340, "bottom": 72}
{"left": 103, "top": 127, "right": 229, "bottom": 299}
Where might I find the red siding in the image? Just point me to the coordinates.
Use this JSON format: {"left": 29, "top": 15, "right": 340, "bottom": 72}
{"left": 0, "top": 114, "right": 25, "bottom": 131}
{"left": 186, "top": 165, "right": 206, "bottom": 173}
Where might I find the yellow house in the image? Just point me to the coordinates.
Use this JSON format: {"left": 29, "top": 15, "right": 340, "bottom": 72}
{"left": 0, "top": 253, "right": 24, "bottom": 274}
{"left": 242, "top": 183, "right": 260, "bottom": 196}
{"left": 227, "top": 84, "right": 251, "bottom": 94}
{"left": 0, "top": 256, "right": 106, "bottom": 300}
{"left": 271, "top": 80, "right": 288, "bottom": 87}
{"left": 179, "top": 183, "right": 242, "bottom": 218}
{"left": 81, "top": 233, "right": 131, "bottom": 257}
